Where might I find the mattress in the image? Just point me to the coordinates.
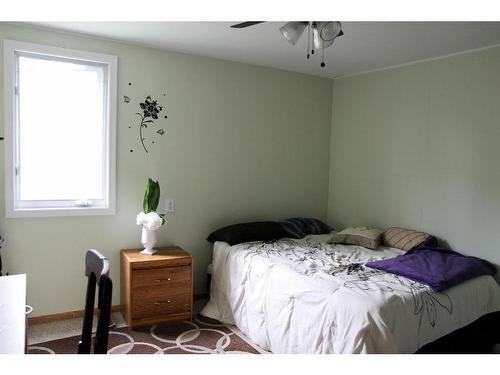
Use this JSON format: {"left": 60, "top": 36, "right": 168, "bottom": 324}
{"left": 201, "top": 233, "right": 500, "bottom": 353}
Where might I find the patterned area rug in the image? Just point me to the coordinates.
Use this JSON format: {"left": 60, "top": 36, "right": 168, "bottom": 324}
{"left": 28, "top": 315, "right": 262, "bottom": 354}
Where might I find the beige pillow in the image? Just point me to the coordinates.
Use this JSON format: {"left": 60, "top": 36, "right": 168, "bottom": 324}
{"left": 331, "top": 227, "right": 384, "bottom": 250}
{"left": 383, "top": 227, "right": 430, "bottom": 251}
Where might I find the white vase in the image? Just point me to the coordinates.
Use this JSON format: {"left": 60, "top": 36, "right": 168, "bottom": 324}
{"left": 140, "top": 226, "right": 158, "bottom": 255}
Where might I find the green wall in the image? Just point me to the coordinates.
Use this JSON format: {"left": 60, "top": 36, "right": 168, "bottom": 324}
{"left": 0, "top": 23, "right": 333, "bottom": 316}
{"left": 4, "top": 22, "right": 499, "bottom": 318}
{"left": 328, "top": 46, "right": 500, "bottom": 266}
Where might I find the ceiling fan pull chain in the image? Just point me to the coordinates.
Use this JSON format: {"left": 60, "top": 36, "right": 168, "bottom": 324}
{"left": 321, "top": 43, "right": 326, "bottom": 68}
{"left": 311, "top": 22, "right": 316, "bottom": 55}
{"left": 306, "top": 22, "right": 311, "bottom": 59}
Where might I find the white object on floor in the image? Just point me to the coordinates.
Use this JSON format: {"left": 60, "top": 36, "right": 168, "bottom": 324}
{"left": 201, "top": 234, "right": 500, "bottom": 354}
{"left": 0, "top": 274, "right": 27, "bottom": 354}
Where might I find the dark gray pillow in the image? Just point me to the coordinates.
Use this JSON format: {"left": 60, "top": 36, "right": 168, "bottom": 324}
{"left": 206, "top": 221, "right": 288, "bottom": 246}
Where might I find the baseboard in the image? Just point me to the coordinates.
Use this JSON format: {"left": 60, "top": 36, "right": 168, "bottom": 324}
{"left": 28, "top": 294, "right": 209, "bottom": 326}
{"left": 28, "top": 305, "right": 123, "bottom": 326}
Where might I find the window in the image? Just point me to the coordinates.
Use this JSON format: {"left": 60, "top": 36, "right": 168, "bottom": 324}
{"left": 4, "top": 40, "right": 117, "bottom": 217}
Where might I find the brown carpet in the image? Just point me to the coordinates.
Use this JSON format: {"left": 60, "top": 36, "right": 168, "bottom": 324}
{"left": 28, "top": 315, "right": 261, "bottom": 354}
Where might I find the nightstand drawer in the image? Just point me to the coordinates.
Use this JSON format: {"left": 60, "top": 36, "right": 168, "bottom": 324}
{"left": 132, "top": 283, "right": 190, "bottom": 300}
{"left": 133, "top": 293, "right": 191, "bottom": 320}
{"left": 132, "top": 266, "right": 191, "bottom": 289}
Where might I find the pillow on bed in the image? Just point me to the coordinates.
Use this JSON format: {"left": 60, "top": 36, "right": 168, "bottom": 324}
{"left": 383, "top": 227, "right": 436, "bottom": 251}
{"left": 206, "top": 221, "right": 288, "bottom": 246}
{"left": 280, "top": 218, "right": 332, "bottom": 239}
{"left": 330, "top": 226, "right": 383, "bottom": 250}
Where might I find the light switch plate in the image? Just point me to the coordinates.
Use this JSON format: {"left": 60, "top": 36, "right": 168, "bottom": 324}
{"left": 165, "top": 199, "right": 175, "bottom": 213}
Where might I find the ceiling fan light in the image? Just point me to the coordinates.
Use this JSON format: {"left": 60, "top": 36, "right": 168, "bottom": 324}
{"left": 321, "top": 21, "right": 342, "bottom": 41}
{"left": 313, "top": 25, "right": 333, "bottom": 49}
{"left": 313, "top": 21, "right": 342, "bottom": 49}
{"left": 279, "top": 22, "right": 307, "bottom": 45}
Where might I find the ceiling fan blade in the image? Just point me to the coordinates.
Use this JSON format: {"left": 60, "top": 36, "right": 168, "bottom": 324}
{"left": 230, "top": 21, "right": 265, "bottom": 29}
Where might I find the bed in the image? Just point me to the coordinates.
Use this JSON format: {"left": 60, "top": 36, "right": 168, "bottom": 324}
{"left": 200, "top": 233, "right": 500, "bottom": 353}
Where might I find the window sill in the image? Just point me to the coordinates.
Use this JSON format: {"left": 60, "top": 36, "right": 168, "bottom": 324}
{"left": 5, "top": 206, "right": 116, "bottom": 218}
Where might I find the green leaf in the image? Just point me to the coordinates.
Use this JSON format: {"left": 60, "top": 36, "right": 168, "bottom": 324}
{"left": 153, "top": 181, "right": 159, "bottom": 211}
{"left": 142, "top": 178, "right": 162, "bottom": 213}
{"left": 142, "top": 179, "right": 150, "bottom": 213}
{"left": 143, "top": 178, "right": 155, "bottom": 213}
{"left": 159, "top": 213, "right": 167, "bottom": 225}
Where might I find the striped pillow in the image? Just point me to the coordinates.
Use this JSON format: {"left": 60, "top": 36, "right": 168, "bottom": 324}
{"left": 383, "top": 227, "right": 431, "bottom": 251}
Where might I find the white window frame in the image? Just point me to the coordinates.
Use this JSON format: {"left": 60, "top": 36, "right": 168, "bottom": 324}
{"left": 3, "top": 40, "right": 117, "bottom": 217}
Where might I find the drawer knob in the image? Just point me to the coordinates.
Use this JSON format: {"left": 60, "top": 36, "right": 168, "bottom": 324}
{"left": 154, "top": 300, "right": 172, "bottom": 306}
{"left": 155, "top": 277, "right": 172, "bottom": 283}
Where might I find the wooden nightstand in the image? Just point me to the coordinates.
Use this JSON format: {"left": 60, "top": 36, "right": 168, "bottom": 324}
{"left": 120, "top": 247, "right": 193, "bottom": 329}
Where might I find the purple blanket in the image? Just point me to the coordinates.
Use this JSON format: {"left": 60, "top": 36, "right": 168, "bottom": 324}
{"left": 366, "top": 246, "right": 497, "bottom": 292}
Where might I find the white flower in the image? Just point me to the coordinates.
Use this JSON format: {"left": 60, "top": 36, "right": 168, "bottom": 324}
{"left": 136, "top": 211, "right": 164, "bottom": 230}
{"left": 136, "top": 211, "right": 147, "bottom": 226}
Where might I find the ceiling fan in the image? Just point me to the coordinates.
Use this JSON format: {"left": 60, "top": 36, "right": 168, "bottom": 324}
{"left": 230, "top": 21, "right": 344, "bottom": 68}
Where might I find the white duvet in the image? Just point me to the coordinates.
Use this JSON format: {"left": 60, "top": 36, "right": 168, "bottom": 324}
{"left": 201, "top": 234, "right": 500, "bottom": 353}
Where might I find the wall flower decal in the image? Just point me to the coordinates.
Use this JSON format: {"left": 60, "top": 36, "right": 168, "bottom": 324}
{"left": 136, "top": 95, "right": 166, "bottom": 154}
{"left": 140, "top": 96, "right": 162, "bottom": 119}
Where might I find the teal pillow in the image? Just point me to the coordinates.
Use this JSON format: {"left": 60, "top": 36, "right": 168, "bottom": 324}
{"left": 280, "top": 218, "right": 332, "bottom": 239}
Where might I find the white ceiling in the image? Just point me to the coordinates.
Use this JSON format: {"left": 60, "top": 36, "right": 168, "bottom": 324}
{"left": 30, "top": 22, "right": 500, "bottom": 78}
